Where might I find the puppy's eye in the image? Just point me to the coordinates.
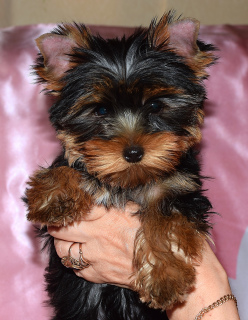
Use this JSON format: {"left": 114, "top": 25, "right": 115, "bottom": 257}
{"left": 95, "top": 105, "right": 109, "bottom": 116}
{"left": 149, "top": 101, "right": 163, "bottom": 114}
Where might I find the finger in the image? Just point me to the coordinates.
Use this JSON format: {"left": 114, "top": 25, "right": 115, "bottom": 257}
{"left": 54, "top": 239, "right": 134, "bottom": 288}
{"left": 74, "top": 268, "right": 131, "bottom": 288}
{"left": 82, "top": 205, "right": 108, "bottom": 221}
{"left": 54, "top": 238, "right": 74, "bottom": 258}
{"left": 48, "top": 208, "right": 140, "bottom": 242}
{"left": 55, "top": 240, "right": 93, "bottom": 271}
{"left": 53, "top": 238, "right": 90, "bottom": 263}
{"left": 82, "top": 202, "right": 140, "bottom": 221}
{"left": 124, "top": 201, "right": 140, "bottom": 214}
{"left": 73, "top": 266, "right": 105, "bottom": 284}
{"left": 54, "top": 239, "right": 112, "bottom": 282}
{"left": 56, "top": 240, "right": 94, "bottom": 273}
{"left": 47, "top": 206, "right": 109, "bottom": 240}
{"left": 48, "top": 222, "right": 86, "bottom": 242}
{"left": 54, "top": 240, "right": 98, "bottom": 281}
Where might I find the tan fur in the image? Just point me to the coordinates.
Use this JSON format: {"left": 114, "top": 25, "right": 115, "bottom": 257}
{"left": 143, "top": 86, "right": 184, "bottom": 101}
{"left": 26, "top": 166, "right": 93, "bottom": 226}
{"left": 184, "top": 109, "right": 205, "bottom": 144}
{"left": 148, "top": 14, "right": 170, "bottom": 50}
{"left": 187, "top": 51, "right": 216, "bottom": 79}
{"left": 57, "top": 129, "right": 201, "bottom": 190}
{"left": 148, "top": 14, "right": 215, "bottom": 80}
{"left": 34, "top": 63, "right": 65, "bottom": 93}
{"left": 83, "top": 132, "right": 193, "bottom": 188}
{"left": 35, "top": 24, "right": 92, "bottom": 93}
{"left": 56, "top": 132, "right": 83, "bottom": 166}
{"left": 133, "top": 212, "right": 205, "bottom": 310}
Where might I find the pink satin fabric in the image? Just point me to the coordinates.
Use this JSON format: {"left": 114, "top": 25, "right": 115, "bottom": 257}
{"left": 0, "top": 23, "right": 247, "bottom": 318}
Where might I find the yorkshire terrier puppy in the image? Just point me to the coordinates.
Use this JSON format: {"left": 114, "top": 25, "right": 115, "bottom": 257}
{"left": 25, "top": 11, "right": 216, "bottom": 320}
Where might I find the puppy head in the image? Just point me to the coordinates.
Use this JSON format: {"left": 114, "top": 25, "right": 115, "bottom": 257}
{"left": 34, "top": 12, "right": 216, "bottom": 188}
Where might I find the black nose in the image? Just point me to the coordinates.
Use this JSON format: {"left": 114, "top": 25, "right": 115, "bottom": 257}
{"left": 123, "top": 146, "right": 144, "bottom": 163}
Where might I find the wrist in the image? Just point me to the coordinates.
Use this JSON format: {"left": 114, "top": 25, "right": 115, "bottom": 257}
{"left": 167, "top": 243, "right": 239, "bottom": 320}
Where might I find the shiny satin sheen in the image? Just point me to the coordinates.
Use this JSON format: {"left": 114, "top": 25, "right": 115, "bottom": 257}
{"left": 0, "top": 23, "right": 247, "bottom": 319}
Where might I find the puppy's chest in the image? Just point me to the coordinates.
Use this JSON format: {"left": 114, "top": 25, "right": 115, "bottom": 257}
{"left": 82, "top": 178, "right": 164, "bottom": 209}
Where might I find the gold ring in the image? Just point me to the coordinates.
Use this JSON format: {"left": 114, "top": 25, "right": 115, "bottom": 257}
{"left": 61, "top": 242, "right": 90, "bottom": 270}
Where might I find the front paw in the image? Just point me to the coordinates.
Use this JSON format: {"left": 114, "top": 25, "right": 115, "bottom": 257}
{"left": 134, "top": 242, "right": 196, "bottom": 310}
{"left": 133, "top": 215, "right": 204, "bottom": 310}
{"left": 25, "top": 166, "right": 92, "bottom": 226}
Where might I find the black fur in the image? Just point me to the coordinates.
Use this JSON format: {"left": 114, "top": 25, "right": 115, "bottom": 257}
{"left": 26, "top": 13, "right": 216, "bottom": 320}
{"left": 40, "top": 227, "right": 167, "bottom": 319}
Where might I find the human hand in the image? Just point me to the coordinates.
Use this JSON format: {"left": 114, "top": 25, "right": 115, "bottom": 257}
{"left": 48, "top": 202, "right": 140, "bottom": 289}
{"left": 49, "top": 205, "right": 240, "bottom": 320}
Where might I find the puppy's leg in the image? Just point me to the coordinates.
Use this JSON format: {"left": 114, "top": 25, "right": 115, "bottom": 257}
{"left": 26, "top": 166, "right": 93, "bottom": 226}
{"left": 133, "top": 211, "right": 205, "bottom": 310}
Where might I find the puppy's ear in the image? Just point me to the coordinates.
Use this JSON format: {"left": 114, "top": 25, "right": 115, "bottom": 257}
{"left": 36, "top": 34, "right": 75, "bottom": 80}
{"left": 149, "top": 12, "right": 216, "bottom": 78}
{"left": 167, "top": 18, "right": 200, "bottom": 59}
{"left": 34, "top": 24, "right": 91, "bottom": 93}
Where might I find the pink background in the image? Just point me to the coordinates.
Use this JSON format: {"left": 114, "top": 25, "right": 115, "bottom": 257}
{"left": 0, "top": 24, "right": 247, "bottom": 319}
